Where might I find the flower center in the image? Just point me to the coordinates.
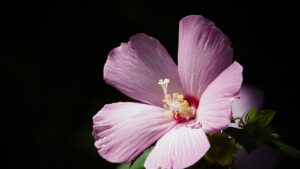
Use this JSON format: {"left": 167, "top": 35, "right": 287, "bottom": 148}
{"left": 158, "top": 79, "right": 195, "bottom": 122}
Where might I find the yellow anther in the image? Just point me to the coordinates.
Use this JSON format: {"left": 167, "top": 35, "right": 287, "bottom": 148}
{"left": 163, "top": 110, "right": 173, "bottom": 118}
{"left": 158, "top": 78, "right": 194, "bottom": 121}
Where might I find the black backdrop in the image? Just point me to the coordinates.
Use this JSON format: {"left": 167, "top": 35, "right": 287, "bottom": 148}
{"left": 2, "top": 0, "right": 299, "bottom": 168}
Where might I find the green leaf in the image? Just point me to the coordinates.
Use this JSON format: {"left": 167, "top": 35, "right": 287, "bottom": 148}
{"left": 130, "top": 147, "right": 153, "bottom": 169}
{"left": 241, "top": 108, "right": 276, "bottom": 143}
{"left": 116, "top": 164, "right": 130, "bottom": 169}
{"left": 245, "top": 108, "right": 275, "bottom": 127}
{"left": 244, "top": 124, "right": 271, "bottom": 143}
{"left": 254, "top": 110, "right": 275, "bottom": 127}
{"left": 246, "top": 107, "right": 258, "bottom": 123}
{"left": 270, "top": 140, "right": 300, "bottom": 158}
{"left": 271, "top": 133, "right": 281, "bottom": 140}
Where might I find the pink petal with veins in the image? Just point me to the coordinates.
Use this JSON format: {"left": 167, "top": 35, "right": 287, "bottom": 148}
{"left": 93, "top": 102, "right": 176, "bottom": 163}
{"left": 197, "top": 62, "right": 243, "bottom": 134}
{"left": 145, "top": 125, "right": 210, "bottom": 169}
{"left": 104, "top": 33, "right": 183, "bottom": 107}
{"left": 178, "top": 15, "right": 233, "bottom": 99}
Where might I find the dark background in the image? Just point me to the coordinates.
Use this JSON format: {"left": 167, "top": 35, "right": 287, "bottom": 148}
{"left": 2, "top": 0, "right": 299, "bottom": 168}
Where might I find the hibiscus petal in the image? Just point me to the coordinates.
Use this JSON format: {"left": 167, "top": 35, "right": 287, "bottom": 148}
{"left": 178, "top": 15, "right": 233, "bottom": 99}
{"left": 144, "top": 125, "right": 210, "bottom": 169}
{"left": 92, "top": 102, "right": 176, "bottom": 163}
{"left": 104, "top": 33, "right": 183, "bottom": 107}
{"left": 230, "top": 85, "right": 264, "bottom": 128}
{"left": 197, "top": 62, "right": 243, "bottom": 134}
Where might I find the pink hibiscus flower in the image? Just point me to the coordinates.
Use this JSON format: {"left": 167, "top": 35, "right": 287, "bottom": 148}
{"left": 92, "top": 15, "right": 243, "bottom": 169}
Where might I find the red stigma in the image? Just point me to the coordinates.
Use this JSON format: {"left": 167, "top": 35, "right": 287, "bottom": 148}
{"left": 184, "top": 96, "right": 199, "bottom": 109}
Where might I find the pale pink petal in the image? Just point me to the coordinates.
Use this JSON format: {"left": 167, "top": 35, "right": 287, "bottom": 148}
{"left": 197, "top": 62, "right": 243, "bottom": 134}
{"left": 230, "top": 85, "right": 264, "bottom": 128}
{"left": 92, "top": 102, "right": 176, "bottom": 163}
{"left": 104, "top": 33, "right": 183, "bottom": 107}
{"left": 178, "top": 15, "right": 233, "bottom": 99}
{"left": 144, "top": 125, "right": 210, "bottom": 169}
